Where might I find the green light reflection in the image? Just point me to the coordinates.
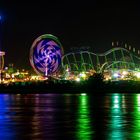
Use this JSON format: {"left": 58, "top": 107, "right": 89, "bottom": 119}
{"left": 130, "top": 94, "right": 140, "bottom": 139}
{"left": 108, "top": 93, "right": 125, "bottom": 140}
{"left": 76, "top": 94, "right": 92, "bottom": 140}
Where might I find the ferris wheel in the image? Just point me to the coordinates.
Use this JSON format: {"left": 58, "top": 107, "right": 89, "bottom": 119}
{"left": 30, "top": 34, "right": 64, "bottom": 77}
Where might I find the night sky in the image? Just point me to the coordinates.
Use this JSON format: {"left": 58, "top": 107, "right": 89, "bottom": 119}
{"left": 0, "top": 0, "right": 140, "bottom": 70}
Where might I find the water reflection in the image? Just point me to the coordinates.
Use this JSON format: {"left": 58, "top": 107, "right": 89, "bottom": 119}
{"left": 108, "top": 93, "right": 125, "bottom": 140}
{"left": 1, "top": 93, "right": 140, "bottom": 139}
{"left": 0, "top": 94, "right": 16, "bottom": 140}
{"left": 76, "top": 93, "right": 92, "bottom": 140}
{"left": 30, "top": 94, "right": 56, "bottom": 139}
{"left": 130, "top": 94, "right": 140, "bottom": 139}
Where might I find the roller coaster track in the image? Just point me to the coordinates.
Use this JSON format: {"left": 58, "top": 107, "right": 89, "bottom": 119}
{"left": 62, "top": 47, "right": 140, "bottom": 72}
{"left": 63, "top": 47, "right": 139, "bottom": 57}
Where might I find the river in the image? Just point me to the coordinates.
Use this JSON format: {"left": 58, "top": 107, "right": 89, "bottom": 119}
{"left": 0, "top": 93, "right": 139, "bottom": 140}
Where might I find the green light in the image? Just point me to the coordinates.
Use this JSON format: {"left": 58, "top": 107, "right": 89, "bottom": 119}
{"left": 81, "top": 93, "right": 87, "bottom": 96}
{"left": 137, "top": 95, "right": 140, "bottom": 112}
{"left": 112, "top": 94, "right": 120, "bottom": 108}
{"left": 76, "top": 94, "right": 92, "bottom": 140}
{"left": 108, "top": 94, "right": 125, "bottom": 140}
{"left": 130, "top": 94, "right": 140, "bottom": 139}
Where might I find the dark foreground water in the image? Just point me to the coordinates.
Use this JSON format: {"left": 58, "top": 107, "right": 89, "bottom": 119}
{"left": 0, "top": 93, "right": 140, "bottom": 140}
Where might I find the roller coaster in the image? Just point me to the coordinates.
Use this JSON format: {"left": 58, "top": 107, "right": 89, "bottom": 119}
{"left": 62, "top": 45, "right": 140, "bottom": 80}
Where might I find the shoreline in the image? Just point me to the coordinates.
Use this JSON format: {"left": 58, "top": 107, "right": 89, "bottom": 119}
{"left": 0, "top": 80, "right": 140, "bottom": 94}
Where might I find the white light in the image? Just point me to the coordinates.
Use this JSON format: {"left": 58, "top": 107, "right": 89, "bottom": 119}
{"left": 113, "top": 73, "right": 119, "bottom": 78}
{"left": 46, "top": 54, "right": 50, "bottom": 58}
{"left": 79, "top": 73, "right": 86, "bottom": 78}
{"left": 4, "top": 67, "right": 8, "bottom": 70}
{"left": 122, "top": 71, "right": 127, "bottom": 75}
{"left": 136, "top": 72, "right": 140, "bottom": 78}
{"left": 76, "top": 77, "right": 80, "bottom": 82}
{"left": 66, "top": 68, "right": 69, "bottom": 72}
{"left": 81, "top": 93, "right": 87, "bottom": 96}
{"left": 121, "top": 75, "right": 124, "bottom": 78}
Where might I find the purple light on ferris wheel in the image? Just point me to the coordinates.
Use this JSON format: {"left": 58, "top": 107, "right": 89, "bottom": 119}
{"left": 30, "top": 34, "right": 64, "bottom": 77}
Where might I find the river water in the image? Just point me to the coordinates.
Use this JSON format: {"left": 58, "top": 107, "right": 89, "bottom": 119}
{"left": 0, "top": 93, "right": 140, "bottom": 140}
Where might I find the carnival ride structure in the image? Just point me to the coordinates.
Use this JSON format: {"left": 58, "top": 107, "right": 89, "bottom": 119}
{"left": 62, "top": 46, "right": 140, "bottom": 80}
{"left": 30, "top": 34, "right": 64, "bottom": 77}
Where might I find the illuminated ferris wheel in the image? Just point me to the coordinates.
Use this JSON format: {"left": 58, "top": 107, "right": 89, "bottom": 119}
{"left": 30, "top": 34, "right": 64, "bottom": 77}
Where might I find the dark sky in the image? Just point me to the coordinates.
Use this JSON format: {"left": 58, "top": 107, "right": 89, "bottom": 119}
{"left": 0, "top": 0, "right": 140, "bottom": 70}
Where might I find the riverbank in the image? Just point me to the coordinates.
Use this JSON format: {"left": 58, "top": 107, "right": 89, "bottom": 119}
{"left": 0, "top": 79, "right": 140, "bottom": 94}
